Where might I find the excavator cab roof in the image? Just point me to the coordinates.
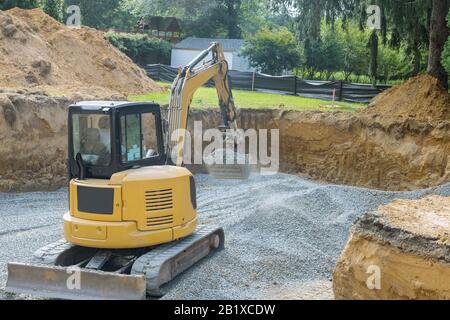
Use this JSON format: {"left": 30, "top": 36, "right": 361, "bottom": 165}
{"left": 68, "top": 101, "right": 166, "bottom": 180}
{"left": 71, "top": 101, "right": 155, "bottom": 110}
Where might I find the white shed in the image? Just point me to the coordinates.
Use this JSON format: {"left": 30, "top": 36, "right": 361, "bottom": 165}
{"left": 171, "top": 37, "right": 254, "bottom": 72}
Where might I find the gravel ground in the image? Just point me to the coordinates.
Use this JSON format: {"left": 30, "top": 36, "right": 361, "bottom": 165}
{"left": 0, "top": 173, "right": 449, "bottom": 300}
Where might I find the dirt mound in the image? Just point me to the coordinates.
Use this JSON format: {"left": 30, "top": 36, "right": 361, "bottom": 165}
{"left": 362, "top": 74, "right": 450, "bottom": 122}
{"left": 333, "top": 195, "right": 450, "bottom": 300}
{"left": 0, "top": 8, "right": 161, "bottom": 99}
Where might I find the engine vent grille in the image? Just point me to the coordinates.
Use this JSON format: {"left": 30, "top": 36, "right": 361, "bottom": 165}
{"left": 145, "top": 189, "right": 173, "bottom": 212}
{"left": 146, "top": 215, "right": 174, "bottom": 227}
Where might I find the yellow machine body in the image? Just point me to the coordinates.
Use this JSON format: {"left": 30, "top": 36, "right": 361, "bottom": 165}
{"left": 64, "top": 165, "right": 197, "bottom": 249}
{"left": 5, "top": 43, "right": 236, "bottom": 300}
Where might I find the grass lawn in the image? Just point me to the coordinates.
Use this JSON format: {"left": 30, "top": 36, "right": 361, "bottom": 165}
{"left": 129, "top": 82, "right": 366, "bottom": 112}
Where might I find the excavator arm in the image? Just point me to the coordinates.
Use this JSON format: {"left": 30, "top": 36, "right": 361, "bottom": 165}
{"left": 166, "top": 42, "right": 238, "bottom": 167}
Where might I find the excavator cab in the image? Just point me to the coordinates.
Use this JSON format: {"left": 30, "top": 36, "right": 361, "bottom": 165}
{"left": 68, "top": 101, "right": 165, "bottom": 180}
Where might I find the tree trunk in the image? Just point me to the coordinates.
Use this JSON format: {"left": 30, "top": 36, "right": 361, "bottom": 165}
{"left": 344, "top": 71, "right": 351, "bottom": 81}
{"left": 413, "top": 43, "right": 421, "bottom": 76}
{"left": 369, "top": 30, "right": 378, "bottom": 87}
{"left": 225, "top": 0, "right": 242, "bottom": 39}
{"left": 427, "top": 0, "right": 450, "bottom": 89}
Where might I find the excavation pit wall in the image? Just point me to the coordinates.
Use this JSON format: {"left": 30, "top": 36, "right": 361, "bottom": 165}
{"left": 0, "top": 92, "right": 449, "bottom": 192}
{"left": 333, "top": 195, "right": 450, "bottom": 300}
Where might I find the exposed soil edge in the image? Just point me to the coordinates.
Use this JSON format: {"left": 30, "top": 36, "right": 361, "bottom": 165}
{"left": 333, "top": 195, "right": 450, "bottom": 300}
{"left": 0, "top": 94, "right": 449, "bottom": 192}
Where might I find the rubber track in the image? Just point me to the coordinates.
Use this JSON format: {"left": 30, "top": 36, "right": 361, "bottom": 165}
{"left": 131, "top": 225, "right": 224, "bottom": 296}
{"left": 32, "top": 239, "right": 75, "bottom": 265}
{"left": 28, "top": 226, "right": 224, "bottom": 297}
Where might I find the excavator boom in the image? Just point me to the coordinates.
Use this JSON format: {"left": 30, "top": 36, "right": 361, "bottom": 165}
{"left": 166, "top": 43, "right": 249, "bottom": 179}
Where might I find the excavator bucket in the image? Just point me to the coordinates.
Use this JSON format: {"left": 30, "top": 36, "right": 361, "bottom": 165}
{"left": 205, "top": 149, "right": 251, "bottom": 180}
{"left": 6, "top": 263, "right": 146, "bottom": 300}
{"left": 206, "top": 163, "right": 251, "bottom": 180}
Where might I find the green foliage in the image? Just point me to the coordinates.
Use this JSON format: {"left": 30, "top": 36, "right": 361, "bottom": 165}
{"left": 0, "top": 0, "right": 40, "bottom": 10}
{"left": 301, "top": 39, "right": 323, "bottom": 78}
{"left": 378, "top": 44, "right": 405, "bottom": 83}
{"left": 122, "top": 0, "right": 283, "bottom": 39}
{"left": 442, "top": 8, "right": 450, "bottom": 74}
{"left": 274, "top": 0, "right": 358, "bottom": 41}
{"left": 0, "top": 0, "right": 425, "bottom": 84}
{"left": 293, "top": 18, "right": 412, "bottom": 83}
{"left": 241, "top": 27, "right": 303, "bottom": 75}
{"left": 106, "top": 32, "right": 171, "bottom": 65}
{"left": 122, "top": 0, "right": 243, "bottom": 38}
{"left": 43, "top": 0, "right": 63, "bottom": 21}
{"left": 276, "top": 0, "right": 440, "bottom": 84}
{"left": 340, "top": 22, "right": 370, "bottom": 80}
{"left": 299, "top": 21, "right": 366, "bottom": 81}
{"left": 319, "top": 26, "right": 345, "bottom": 80}
{"left": 64, "top": 0, "right": 137, "bottom": 30}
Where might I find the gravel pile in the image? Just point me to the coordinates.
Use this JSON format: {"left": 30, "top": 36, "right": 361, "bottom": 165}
{"left": 0, "top": 173, "right": 449, "bottom": 300}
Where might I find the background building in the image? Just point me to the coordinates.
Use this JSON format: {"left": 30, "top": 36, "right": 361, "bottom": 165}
{"left": 171, "top": 37, "right": 254, "bottom": 72}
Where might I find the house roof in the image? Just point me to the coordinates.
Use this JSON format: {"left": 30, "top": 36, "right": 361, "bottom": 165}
{"left": 173, "top": 37, "right": 245, "bottom": 52}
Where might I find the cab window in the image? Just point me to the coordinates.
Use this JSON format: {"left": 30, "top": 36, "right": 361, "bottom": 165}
{"left": 72, "top": 114, "right": 111, "bottom": 166}
{"left": 120, "top": 113, "right": 159, "bottom": 164}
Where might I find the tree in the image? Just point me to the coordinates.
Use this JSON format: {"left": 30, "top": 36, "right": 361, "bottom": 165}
{"left": 106, "top": 32, "right": 172, "bottom": 65}
{"left": 360, "top": 0, "right": 448, "bottom": 88}
{"left": 63, "top": 0, "right": 136, "bottom": 30}
{"left": 442, "top": 7, "right": 450, "bottom": 74}
{"left": 319, "top": 23, "right": 345, "bottom": 80}
{"left": 340, "top": 22, "right": 369, "bottom": 80}
{"left": 367, "top": 30, "right": 378, "bottom": 86}
{"left": 363, "top": 1, "right": 430, "bottom": 76}
{"left": 274, "top": 0, "right": 359, "bottom": 41}
{"left": 241, "top": 27, "right": 302, "bottom": 75}
{"left": 301, "top": 38, "right": 323, "bottom": 78}
{"left": 122, "top": 0, "right": 243, "bottom": 38}
{"left": 217, "top": 0, "right": 242, "bottom": 38}
{"left": 43, "top": 0, "right": 63, "bottom": 21}
{"left": 0, "top": 0, "right": 40, "bottom": 10}
{"left": 427, "top": 0, "right": 450, "bottom": 89}
{"left": 120, "top": 0, "right": 289, "bottom": 39}
{"left": 277, "top": 0, "right": 450, "bottom": 88}
{"left": 240, "top": 0, "right": 293, "bottom": 37}
{"left": 378, "top": 44, "right": 407, "bottom": 83}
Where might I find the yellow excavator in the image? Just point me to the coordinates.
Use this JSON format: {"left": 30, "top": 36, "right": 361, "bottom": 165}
{"left": 6, "top": 43, "right": 248, "bottom": 300}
